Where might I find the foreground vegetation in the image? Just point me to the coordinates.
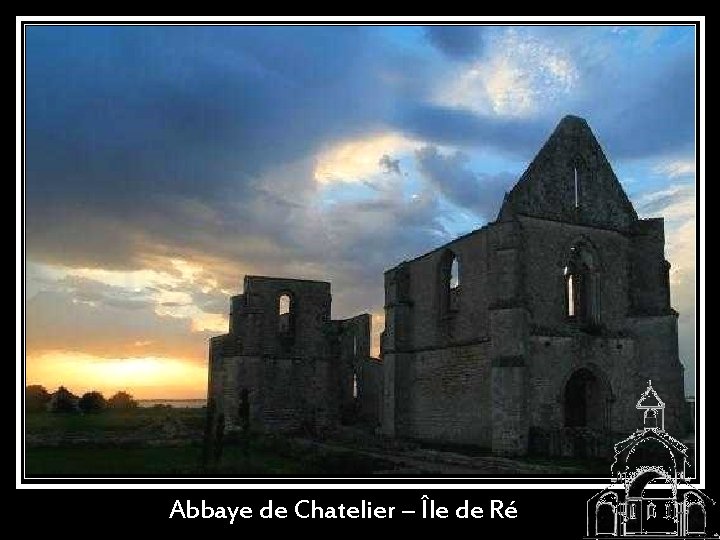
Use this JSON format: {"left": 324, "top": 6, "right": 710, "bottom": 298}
{"left": 25, "top": 407, "right": 205, "bottom": 434}
{"left": 25, "top": 408, "right": 392, "bottom": 476}
{"left": 25, "top": 407, "right": 610, "bottom": 476}
{"left": 25, "top": 439, "right": 390, "bottom": 476}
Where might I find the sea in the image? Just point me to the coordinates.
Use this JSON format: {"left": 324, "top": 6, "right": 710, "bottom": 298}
{"left": 138, "top": 399, "right": 206, "bottom": 408}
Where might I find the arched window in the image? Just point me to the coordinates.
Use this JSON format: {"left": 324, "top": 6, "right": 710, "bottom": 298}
{"left": 564, "top": 243, "right": 600, "bottom": 326}
{"left": 277, "top": 292, "right": 294, "bottom": 337}
{"left": 574, "top": 166, "right": 580, "bottom": 208}
{"left": 450, "top": 257, "right": 459, "bottom": 290}
{"left": 439, "top": 249, "right": 460, "bottom": 317}
{"left": 571, "top": 157, "right": 585, "bottom": 210}
{"left": 564, "top": 265, "right": 576, "bottom": 317}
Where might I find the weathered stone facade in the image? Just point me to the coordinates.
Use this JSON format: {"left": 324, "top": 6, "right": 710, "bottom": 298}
{"left": 208, "top": 276, "right": 380, "bottom": 435}
{"left": 380, "top": 116, "right": 686, "bottom": 457}
{"left": 207, "top": 115, "right": 687, "bottom": 459}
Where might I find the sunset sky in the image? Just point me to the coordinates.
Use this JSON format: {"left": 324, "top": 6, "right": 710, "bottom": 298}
{"left": 25, "top": 25, "right": 697, "bottom": 399}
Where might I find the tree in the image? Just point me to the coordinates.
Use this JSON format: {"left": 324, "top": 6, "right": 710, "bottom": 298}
{"left": 78, "top": 391, "right": 106, "bottom": 413}
{"left": 26, "top": 385, "right": 51, "bottom": 412}
{"left": 49, "top": 386, "right": 79, "bottom": 413}
{"left": 107, "top": 391, "right": 138, "bottom": 409}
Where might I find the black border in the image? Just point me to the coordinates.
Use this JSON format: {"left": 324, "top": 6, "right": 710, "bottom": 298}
{"left": 19, "top": 18, "right": 703, "bottom": 485}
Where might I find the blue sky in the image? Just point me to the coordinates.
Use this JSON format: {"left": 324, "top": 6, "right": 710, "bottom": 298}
{"left": 24, "top": 25, "right": 697, "bottom": 398}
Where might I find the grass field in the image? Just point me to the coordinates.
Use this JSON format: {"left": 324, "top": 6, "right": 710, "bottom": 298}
{"left": 24, "top": 409, "right": 393, "bottom": 476}
{"left": 25, "top": 407, "right": 206, "bottom": 434}
{"left": 24, "top": 409, "right": 611, "bottom": 476}
{"left": 25, "top": 441, "right": 391, "bottom": 476}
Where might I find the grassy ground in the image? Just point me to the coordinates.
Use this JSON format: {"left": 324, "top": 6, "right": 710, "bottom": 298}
{"left": 24, "top": 410, "right": 393, "bottom": 476}
{"left": 25, "top": 440, "right": 391, "bottom": 476}
{"left": 25, "top": 407, "right": 206, "bottom": 434}
{"left": 24, "top": 410, "right": 611, "bottom": 476}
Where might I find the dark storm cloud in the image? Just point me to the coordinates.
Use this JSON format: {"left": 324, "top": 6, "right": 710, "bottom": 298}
{"left": 24, "top": 25, "right": 696, "bottom": 313}
{"left": 416, "top": 145, "right": 516, "bottom": 220}
{"left": 395, "top": 105, "right": 550, "bottom": 156}
{"left": 25, "top": 27, "right": 388, "bottom": 227}
{"left": 24, "top": 26, "right": 437, "bottom": 275}
{"left": 425, "top": 26, "right": 485, "bottom": 60}
{"left": 589, "top": 50, "right": 695, "bottom": 158}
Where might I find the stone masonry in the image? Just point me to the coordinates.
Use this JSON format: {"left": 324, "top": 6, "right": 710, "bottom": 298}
{"left": 208, "top": 276, "right": 380, "bottom": 435}
{"left": 380, "top": 115, "right": 686, "bottom": 457}
{"left": 207, "top": 115, "right": 687, "bottom": 458}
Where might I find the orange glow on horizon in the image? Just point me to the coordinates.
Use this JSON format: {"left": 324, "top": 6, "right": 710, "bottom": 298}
{"left": 26, "top": 351, "right": 208, "bottom": 400}
{"left": 26, "top": 311, "right": 387, "bottom": 399}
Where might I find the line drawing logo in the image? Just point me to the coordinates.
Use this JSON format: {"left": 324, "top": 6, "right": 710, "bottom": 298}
{"left": 586, "top": 381, "right": 715, "bottom": 538}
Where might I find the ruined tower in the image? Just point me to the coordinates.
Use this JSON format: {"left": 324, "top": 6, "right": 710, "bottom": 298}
{"left": 208, "top": 276, "right": 381, "bottom": 435}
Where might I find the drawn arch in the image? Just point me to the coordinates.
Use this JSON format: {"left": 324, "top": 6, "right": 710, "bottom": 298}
{"left": 595, "top": 492, "right": 618, "bottom": 536}
{"left": 625, "top": 439, "right": 678, "bottom": 481}
{"left": 627, "top": 467, "right": 676, "bottom": 498}
{"left": 684, "top": 492, "right": 707, "bottom": 535}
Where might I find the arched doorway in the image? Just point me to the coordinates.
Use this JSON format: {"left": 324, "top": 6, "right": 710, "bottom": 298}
{"left": 685, "top": 493, "right": 706, "bottom": 535}
{"left": 595, "top": 492, "right": 618, "bottom": 536}
{"left": 564, "top": 367, "right": 607, "bottom": 430}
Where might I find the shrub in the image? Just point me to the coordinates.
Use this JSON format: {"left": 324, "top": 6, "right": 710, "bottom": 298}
{"left": 107, "top": 391, "right": 138, "bottom": 409}
{"left": 78, "top": 391, "right": 106, "bottom": 413}
{"left": 26, "top": 385, "right": 51, "bottom": 412}
{"left": 49, "top": 386, "right": 79, "bottom": 413}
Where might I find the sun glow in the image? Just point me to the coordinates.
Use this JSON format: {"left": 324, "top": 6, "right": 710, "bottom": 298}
{"left": 27, "top": 351, "right": 208, "bottom": 399}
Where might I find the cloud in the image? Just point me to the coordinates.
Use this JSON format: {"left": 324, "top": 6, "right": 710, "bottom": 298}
{"left": 314, "top": 133, "right": 416, "bottom": 184}
{"left": 653, "top": 159, "right": 696, "bottom": 178}
{"left": 415, "top": 145, "right": 516, "bottom": 220}
{"left": 635, "top": 182, "right": 696, "bottom": 394}
{"left": 435, "top": 29, "right": 579, "bottom": 117}
{"left": 425, "top": 26, "right": 485, "bottom": 60}
{"left": 398, "top": 27, "right": 695, "bottom": 161}
{"left": 26, "top": 288, "right": 212, "bottom": 362}
{"left": 23, "top": 26, "right": 696, "bottom": 394}
{"left": 28, "top": 258, "right": 230, "bottom": 351}
{"left": 379, "top": 154, "right": 402, "bottom": 175}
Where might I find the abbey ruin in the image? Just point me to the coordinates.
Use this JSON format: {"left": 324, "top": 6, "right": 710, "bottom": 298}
{"left": 207, "top": 115, "right": 687, "bottom": 457}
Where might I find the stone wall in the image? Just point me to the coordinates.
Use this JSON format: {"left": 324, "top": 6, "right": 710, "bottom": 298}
{"left": 213, "top": 354, "right": 337, "bottom": 434}
{"left": 209, "top": 276, "right": 381, "bottom": 437}
{"left": 230, "top": 276, "right": 332, "bottom": 358}
{"left": 401, "top": 228, "right": 492, "bottom": 350}
{"left": 358, "top": 358, "right": 383, "bottom": 427}
{"left": 380, "top": 115, "right": 687, "bottom": 457}
{"left": 498, "top": 116, "right": 637, "bottom": 232}
{"left": 518, "top": 215, "right": 632, "bottom": 333}
{"left": 397, "top": 343, "right": 492, "bottom": 446}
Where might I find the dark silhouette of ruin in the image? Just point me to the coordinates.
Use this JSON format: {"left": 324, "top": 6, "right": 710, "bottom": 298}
{"left": 206, "top": 116, "right": 687, "bottom": 459}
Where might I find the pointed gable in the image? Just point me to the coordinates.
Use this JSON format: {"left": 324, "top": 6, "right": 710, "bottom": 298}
{"left": 498, "top": 115, "right": 637, "bottom": 232}
{"left": 637, "top": 383, "right": 665, "bottom": 409}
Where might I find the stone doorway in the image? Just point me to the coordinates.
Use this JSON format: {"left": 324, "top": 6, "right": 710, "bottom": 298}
{"left": 563, "top": 367, "right": 607, "bottom": 430}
